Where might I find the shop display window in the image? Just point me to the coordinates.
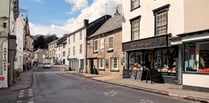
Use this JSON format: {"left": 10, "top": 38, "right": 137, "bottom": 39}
{"left": 198, "top": 42, "right": 209, "bottom": 73}
{"left": 129, "top": 52, "right": 143, "bottom": 71}
{"left": 155, "top": 48, "right": 177, "bottom": 75}
{"left": 184, "top": 43, "right": 197, "bottom": 72}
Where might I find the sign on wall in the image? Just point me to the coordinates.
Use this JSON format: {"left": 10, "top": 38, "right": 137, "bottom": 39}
{"left": 0, "top": 41, "right": 8, "bottom": 88}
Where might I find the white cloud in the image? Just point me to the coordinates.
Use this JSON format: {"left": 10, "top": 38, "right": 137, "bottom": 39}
{"left": 30, "top": 0, "right": 122, "bottom": 37}
{"left": 29, "top": 23, "right": 68, "bottom": 37}
{"left": 65, "top": 0, "right": 88, "bottom": 13}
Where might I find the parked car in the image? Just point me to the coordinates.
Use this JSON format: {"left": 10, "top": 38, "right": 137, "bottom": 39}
{"left": 43, "top": 63, "right": 51, "bottom": 68}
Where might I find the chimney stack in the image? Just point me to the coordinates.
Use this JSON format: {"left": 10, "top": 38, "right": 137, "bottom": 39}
{"left": 84, "top": 19, "right": 89, "bottom": 26}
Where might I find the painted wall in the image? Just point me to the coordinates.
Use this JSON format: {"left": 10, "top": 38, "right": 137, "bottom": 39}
{"left": 67, "top": 28, "right": 86, "bottom": 72}
{"left": 0, "top": 0, "right": 10, "bottom": 88}
{"left": 183, "top": 74, "right": 209, "bottom": 88}
{"left": 14, "top": 14, "right": 25, "bottom": 72}
{"left": 184, "top": 0, "right": 209, "bottom": 32}
{"left": 122, "top": 0, "right": 184, "bottom": 43}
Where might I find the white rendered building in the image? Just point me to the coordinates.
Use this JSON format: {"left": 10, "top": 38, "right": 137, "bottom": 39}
{"left": 122, "top": 0, "right": 209, "bottom": 91}
{"left": 14, "top": 14, "right": 25, "bottom": 72}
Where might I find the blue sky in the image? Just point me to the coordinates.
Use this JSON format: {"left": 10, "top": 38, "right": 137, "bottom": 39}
{"left": 19, "top": 0, "right": 121, "bottom": 36}
{"left": 20, "top": 0, "right": 93, "bottom": 25}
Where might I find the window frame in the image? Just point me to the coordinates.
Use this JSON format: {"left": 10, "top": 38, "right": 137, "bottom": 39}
{"left": 98, "top": 58, "right": 104, "bottom": 70}
{"left": 108, "top": 36, "right": 114, "bottom": 51}
{"left": 73, "top": 46, "right": 75, "bottom": 55}
{"left": 63, "top": 51, "right": 66, "bottom": 57}
{"left": 93, "top": 39, "right": 98, "bottom": 52}
{"left": 131, "top": 0, "right": 140, "bottom": 11}
{"left": 153, "top": 4, "right": 170, "bottom": 36}
{"left": 68, "top": 48, "right": 70, "bottom": 56}
{"left": 63, "top": 43, "right": 66, "bottom": 48}
{"left": 68, "top": 37, "right": 70, "bottom": 44}
{"left": 73, "top": 34, "right": 75, "bottom": 42}
{"left": 110, "top": 57, "right": 119, "bottom": 71}
{"left": 80, "top": 44, "right": 82, "bottom": 54}
{"left": 80, "top": 31, "right": 82, "bottom": 40}
{"left": 130, "top": 16, "right": 140, "bottom": 41}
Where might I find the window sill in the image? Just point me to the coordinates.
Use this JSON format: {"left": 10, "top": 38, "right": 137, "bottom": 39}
{"left": 110, "top": 69, "right": 119, "bottom": 72}
{"left": 107, "top": 48, "right": 113, "bottom": 52}
{"left": 98, "top": 68, "right": 105, "bottom": 71}
{"left": 130, "top": 5, "right": 141, "bottom": 11}
{"left": 93, "top": 50, "right": 98, "bottom": 53}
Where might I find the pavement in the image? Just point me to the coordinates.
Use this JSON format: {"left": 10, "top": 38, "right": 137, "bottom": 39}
{"left": 66, "top": 71, "right": 209, "bottom": 103}
{"left": 0, "top": 68, "right": 33, "bottom": 93}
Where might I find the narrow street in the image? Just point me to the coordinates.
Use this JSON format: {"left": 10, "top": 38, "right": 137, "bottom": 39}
{"left": 21, "top": 66, "right": 193, "bottom": 103}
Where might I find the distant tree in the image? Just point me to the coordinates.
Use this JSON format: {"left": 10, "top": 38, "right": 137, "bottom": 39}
{"left": 37, "top": 35, "right": 45, "bottom": 49}
{"left": 33, "top": 34, "right": 58, "bottom": 50}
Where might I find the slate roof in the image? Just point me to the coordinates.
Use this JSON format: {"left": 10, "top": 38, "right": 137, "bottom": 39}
{"left": 67, "top": 15, "right": 111, "bottom": 37}
{"left": 57, "top": 34, "right": 67, "bottom": 45}
{"left": 86, "top": 15, "right": 111, "bottom": 36}
{"left": 88, "top": 14, "right": 122, "bottom": 38}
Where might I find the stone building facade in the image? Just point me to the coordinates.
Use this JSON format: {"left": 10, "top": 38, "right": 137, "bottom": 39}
{"left": 87, "top": 14, "right": 124, "bottom": 77}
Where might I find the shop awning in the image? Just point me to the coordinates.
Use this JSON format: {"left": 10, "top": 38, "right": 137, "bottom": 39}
{"left": 67, "top": 58, "right": 77, "bottom": 61}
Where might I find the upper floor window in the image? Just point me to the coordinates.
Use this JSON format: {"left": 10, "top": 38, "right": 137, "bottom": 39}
{"left": 73, "top": 34, "right": 75, "bottom": 42}
{"left": 80, "top": 44, "right": 82, "bottom": 54}
{"left": 63, "top": 51, "right": 66, "bottom": 57}
{"left": 154, "top": 4, "right": 169, "bottom": 35}
{"left": 63, "top": 43, "right": 66, "bottom": 48}
{"left": 80, "top": 31, "right": 82, "bottom": 40}
{"left": 93, "top": 39, "right": 98, "bottom": 52}
{"left": 68, "top": 48, "right": 70, "bottom": 56}
{"left": 68, "top": 37, "right": 70, "bottom": 44}
{"left": 108, "top": 36, "right": 113, "bottom": 50}
{"left": 131, "top": 0, "right": 140, "bottom": 10}
{"left": 131, "top": 17, "right": 140, "bottom": 40}
{"left": 73, "top": 46, "right": 75, "bottom": 55}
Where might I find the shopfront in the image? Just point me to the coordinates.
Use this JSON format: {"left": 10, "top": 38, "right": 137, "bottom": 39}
{"left": 178, "top": 29, "right": 209, "bottom": 91}
{"left": 68, "top": 58, "right": 77, "bottom": 71}
{"left": 123, "top": 34, "right": 178, "bottom": 83}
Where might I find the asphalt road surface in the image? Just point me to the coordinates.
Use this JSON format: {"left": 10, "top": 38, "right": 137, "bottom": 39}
{"left": 30, "top": 66, "right": 195, "bottom": 103}
{"left": 0, "top": 66, "right": 197, "bottom": 103}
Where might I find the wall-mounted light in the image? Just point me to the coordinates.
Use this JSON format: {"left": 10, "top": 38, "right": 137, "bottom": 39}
{"left": 0, "top": 16, "right": 9, "bottom": 28}
{"left": 3, "top": 22, "right": 7, "bottom": 28}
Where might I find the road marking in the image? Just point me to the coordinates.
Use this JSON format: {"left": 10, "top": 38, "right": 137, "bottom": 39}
{"left": 28, "top": 89, "right": 33, "bottom": 97}
{"left": 28, "top": 97, "right": 34, "bottom": 103}
{"left": 104, "top": 90, "right": 119, "bottom": 97}
{"left": 16, "top": 100, "right": 23, "bottom": 103}
{"left": 139, "top": 100, "right": 154, "bottom": 103}
{"left": 17, "top": 89, "right": 34, "bottom": 103}
{"left": 18, "top": 90, "right": 25, "bottom": 98}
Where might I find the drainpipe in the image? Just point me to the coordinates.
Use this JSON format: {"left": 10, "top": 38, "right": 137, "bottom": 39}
{"left": 84, "top": 19, "right": 89, "bottom": 73}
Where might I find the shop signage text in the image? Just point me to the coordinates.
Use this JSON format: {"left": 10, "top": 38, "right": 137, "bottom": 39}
{"left": 122, "top": 35, "right": 169, "bottom": 51}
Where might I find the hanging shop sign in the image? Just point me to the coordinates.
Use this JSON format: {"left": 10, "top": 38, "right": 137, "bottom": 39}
{"left": 122, "top": 34, "right": 170, "bottom": 51}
